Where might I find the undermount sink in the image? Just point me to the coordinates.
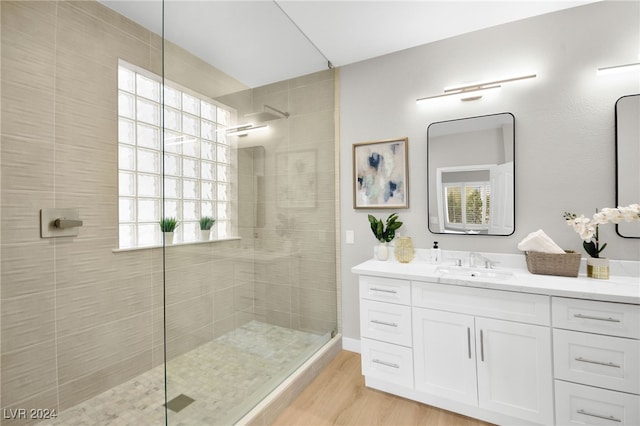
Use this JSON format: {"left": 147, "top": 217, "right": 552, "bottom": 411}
{"left": 435, "top": 266, "right": 514, "bottom": 280}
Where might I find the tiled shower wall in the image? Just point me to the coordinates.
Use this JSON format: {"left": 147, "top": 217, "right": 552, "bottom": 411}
{"left": 0, "top": 0, "right": 258, "bottom": 420}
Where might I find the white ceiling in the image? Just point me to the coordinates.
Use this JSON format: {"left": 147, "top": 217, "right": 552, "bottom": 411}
{"left": 101, "top": 0, "right": 599, "bottom": 88}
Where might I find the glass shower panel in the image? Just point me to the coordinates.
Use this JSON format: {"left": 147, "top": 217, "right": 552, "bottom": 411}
{"left": 162, "top": 1, "right": 337, "bottom": 424}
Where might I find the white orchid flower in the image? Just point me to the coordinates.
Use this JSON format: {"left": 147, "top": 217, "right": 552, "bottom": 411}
{"left": 618, "top": 204, "right": 640, "bottom": 222}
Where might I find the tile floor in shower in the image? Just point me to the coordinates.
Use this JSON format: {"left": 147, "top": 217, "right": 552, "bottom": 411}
{"left": 40, "top": 321, "right": 327, "bottom": 426}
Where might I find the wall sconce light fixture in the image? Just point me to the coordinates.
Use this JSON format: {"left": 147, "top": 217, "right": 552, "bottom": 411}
{"left": 596, "top": 62, "right": 640, "bottom": 76}
{"left": 225, "top": 124, "right": 269, "bottom": 137}
{"left": 416, "top": 73, "right": 537, "bottom": 103}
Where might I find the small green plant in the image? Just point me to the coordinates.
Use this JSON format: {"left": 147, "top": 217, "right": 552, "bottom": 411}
{"left": 199, "top": 216, "right": 216, "bottom": 231}
{"left": 159, "top": 217, "right": 179, "bottom": 232}
{"left": 368, "top": 213, "right": 403, "bottom": 243}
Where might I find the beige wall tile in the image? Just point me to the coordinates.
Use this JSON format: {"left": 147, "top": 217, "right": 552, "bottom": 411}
{"left": 291, "top": 287, "right": 337, "bottom": 320}
{"left": 1, "top": 18, "right": 55, "bottom": 92}
{"left": 56, "top": 312, "right": 152, "bottom": 384}
{"left": 53, "top": 237, "right": 118, "bottom": 290}
{"left": 1, "top": 291, "right": 55, "bottom": 353}
{"left": 1, "top": 339, "right": 57, "bottom": 407}
{"left": 65, "top": 1, "right": 152, "bottom": 44}
{"left": 1, "top": 189, "right": 54, "bottom": 244}
{"left": 164, "top": 294, "right": 213, "bottom": 344}
{"left": 1, "top": 1, "right": 57, "bottom": 41}
{"left": 1, "top": 82, "right": 55, "bottom": 141}
{"left": 1, "top": 134, "right": 54, "bottom": 192}
{"left": 0, "top": 241, "right": 54, "bottom": 299}
{"left": 264, "top": 309, "right": 291, "bottom": 329}
{"left": 213, "top": 287, "right": 234, "bottom": 322}
{"left": 56, "top": 274, "right": 152, "bottom": 337}
{"left": 55, "top": 2, "right": 149, "bottom": 69}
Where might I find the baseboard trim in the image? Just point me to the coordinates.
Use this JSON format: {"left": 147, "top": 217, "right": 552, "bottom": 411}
{"left": 341, "top": 336, "right": 361, "bottom": 353}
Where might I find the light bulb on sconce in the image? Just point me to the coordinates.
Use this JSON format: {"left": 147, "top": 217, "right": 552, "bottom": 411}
{"left": 596, "top": 62, "right": 640, "bottom": 76}
{"left": 416, "top": 73, "right": 536, "bottom": 104}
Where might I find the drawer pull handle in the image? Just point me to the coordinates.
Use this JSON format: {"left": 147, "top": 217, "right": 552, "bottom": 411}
{"left": 577, "top": 409, "right": 621, "bottom": 423}
{"left": 372, "top": 359, "right": 400, "bottom": 369}
{"left": 575, "top": 357, "right": 621, "bottom": 368}
{"left": 467, "top": 327, "right": 472, "bottom": 359}
{"left": 371, "top": 319, "right": 398, "bottom": 327}
{"left": 480, "top": 329, "right": 485, "bottom": 362}
{"left": 370, "top": 287, "right": 398, "bottom": 294}
{"left": 574, "top": 313, "right": 621, "bottom": 323}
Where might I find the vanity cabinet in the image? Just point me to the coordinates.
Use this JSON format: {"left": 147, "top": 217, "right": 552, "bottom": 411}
{"left": 412, "top": 281, "right": 553, "bottom": 425}
{"left": 358, "top": 275, "right": 554, "bottom": 425}
{"left": 353, "top": 258, "right": 640, "bottom": 426}
{"left": 551, "top": 297, "right": 640, "bottom": 425}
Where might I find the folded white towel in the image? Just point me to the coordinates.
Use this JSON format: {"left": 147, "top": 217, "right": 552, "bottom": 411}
{"left": 517, "top": 229, "right": 565, "bottom": 254}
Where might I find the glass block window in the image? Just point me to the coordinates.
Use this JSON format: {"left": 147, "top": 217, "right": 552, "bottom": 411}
{"left": 118, "top": 63, "right": 233, "bottom": 248}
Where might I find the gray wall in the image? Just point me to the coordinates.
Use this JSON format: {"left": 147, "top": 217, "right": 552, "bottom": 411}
{"left": 339, "top": 1, "right": 640, "bottom": 341}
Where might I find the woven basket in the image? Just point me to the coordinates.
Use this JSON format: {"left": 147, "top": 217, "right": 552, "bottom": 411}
{"left": 525, "top": 250, "right": 581, "bottom": 277}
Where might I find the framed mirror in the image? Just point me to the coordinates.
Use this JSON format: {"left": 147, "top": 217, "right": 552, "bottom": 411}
{"left": 427, "top": 112, "right": 515, "bottom": 235}
{"left": 615, "top": 94, "right": 640, "bottom": 238}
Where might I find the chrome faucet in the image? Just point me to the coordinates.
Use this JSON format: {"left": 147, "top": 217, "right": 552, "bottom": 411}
{"left": 469, "top": 252, "right": 498, "bottom": 269}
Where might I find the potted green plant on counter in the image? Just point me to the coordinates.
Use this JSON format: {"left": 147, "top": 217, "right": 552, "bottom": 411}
{"left": 367, "top": 213, "right": 403, "bottom": 261}
{"left": 199, "top": 216, "right": 216, "bottom": 241}
{"left": 159, "top": 217, "right": 179, "bottom": 245}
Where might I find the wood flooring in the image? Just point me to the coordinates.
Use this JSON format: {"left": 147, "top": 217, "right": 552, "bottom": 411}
{"left": 273, "top": 350, "right": 493, "bottom": 426}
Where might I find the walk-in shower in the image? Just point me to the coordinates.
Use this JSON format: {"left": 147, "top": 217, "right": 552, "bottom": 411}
{"left": 0, "top": 1, "right": 338, "bottom": 425}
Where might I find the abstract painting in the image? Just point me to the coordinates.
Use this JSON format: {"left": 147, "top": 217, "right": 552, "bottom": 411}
{"left": 353, "top": 138, "right": 409, "bottom": 209}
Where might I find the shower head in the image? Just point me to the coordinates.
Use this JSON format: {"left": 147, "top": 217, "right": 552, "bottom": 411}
{"left": 244, "top": 104, "right": 289, "bottom": 122}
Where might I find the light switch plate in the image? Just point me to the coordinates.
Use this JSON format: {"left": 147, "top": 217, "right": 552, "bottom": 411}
{"left": 41, "top": 208, "right": 81, "bottom": 238}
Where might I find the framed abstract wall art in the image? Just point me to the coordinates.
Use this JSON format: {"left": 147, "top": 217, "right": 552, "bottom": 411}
{"left": 353, "top": 137, "right": 409, "bottom": 209}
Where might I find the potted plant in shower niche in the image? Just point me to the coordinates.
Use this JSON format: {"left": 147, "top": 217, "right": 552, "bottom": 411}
{"left": 159, "top": 217, "right": 179, "bottom": 245}
{"left": 368, "top": 213, "right": 403, "bottom": 261}
{"left": 199, "top": 216, "right": 216, "bottom": 241}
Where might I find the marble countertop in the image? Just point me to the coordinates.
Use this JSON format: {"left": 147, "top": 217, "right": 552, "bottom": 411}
{"left": 352, "top": 254, "right": 640, "bottom": 305}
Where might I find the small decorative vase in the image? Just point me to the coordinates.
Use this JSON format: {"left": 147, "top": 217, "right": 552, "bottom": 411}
{"left": 164, "top": 232, "right": 174, "bottom": 245}
{"left": 587, "top": 257, "right": 609, "bottom": 280}
{"left": 394, "top": 236, "right": 415, "bottom": 263}
{"left": 375, "top": 242, "right": 389, "bottom": 261}
{"left": 200, "top": 229, "right": 210, "bottom": 241}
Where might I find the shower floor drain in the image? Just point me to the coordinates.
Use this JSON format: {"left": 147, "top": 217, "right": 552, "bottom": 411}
{"left": 165, "top": 394, "right": 195, "bottom": 413}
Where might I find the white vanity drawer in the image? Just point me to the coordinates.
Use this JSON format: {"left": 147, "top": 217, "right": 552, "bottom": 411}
{"left": 361, "top": 338, "right": 413, "bottom": 389}
{"left": 359, "top": 275, "right": 411, "bottom": 305}
{"left": 554, "top": 329, "right": 640, "bottom": 394}
{"left": 412, "top": 280, "right": 550, "bottom": 325}
{"left": 552, "top": 297, "right": 640, "bottom": 339}
{"left": 360, "top": 299, "right": 412, "bottom": 347}
{"left": 555, "top": 380, "right": 640, "bottom": 426}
